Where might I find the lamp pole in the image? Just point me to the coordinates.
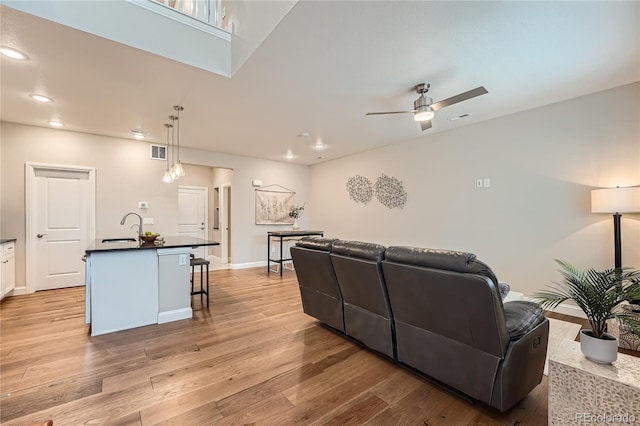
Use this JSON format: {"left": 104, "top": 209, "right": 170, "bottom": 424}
{"left": 613, "top": 213, "right": 622, "bottom": 270}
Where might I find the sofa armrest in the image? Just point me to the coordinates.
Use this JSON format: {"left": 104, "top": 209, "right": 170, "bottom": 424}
{"left": 491, "top": 319, "right": 549, "bottom": 411}
{"left": 503, "top": 301, "right": 545, "bottom": 341}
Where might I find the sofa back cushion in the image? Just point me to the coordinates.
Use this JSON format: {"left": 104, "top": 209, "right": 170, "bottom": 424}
{"left": 383, "top": 246, "right": 509, "bottom": 356}
{"left": 291, "top": 237, "right": 344, "bottom": 332}
{"left": 330, "top": 240, "right": 395, "bottom": 358}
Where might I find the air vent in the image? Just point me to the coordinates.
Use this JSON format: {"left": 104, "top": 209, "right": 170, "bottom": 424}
{"left": 450, "top": 113, "right": 472, "bottom": 121}
{"left": 150, "top": 144, "right": 167, "bottom": 160}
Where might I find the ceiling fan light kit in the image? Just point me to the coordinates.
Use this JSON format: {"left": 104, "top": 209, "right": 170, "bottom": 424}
{"left": 366, "top": 82, "right": 488, "bottom": 131}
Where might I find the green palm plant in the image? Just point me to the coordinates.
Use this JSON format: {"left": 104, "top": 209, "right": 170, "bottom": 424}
{"left": 532, "top": 260, "right": 640, "bottom": 339}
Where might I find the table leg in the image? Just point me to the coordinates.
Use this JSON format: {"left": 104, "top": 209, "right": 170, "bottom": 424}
{"left": 280, "top": 236, "right": 284, "bottom": 276}
{"left": 267, "top": 236, "right": 271, "bottom": 274}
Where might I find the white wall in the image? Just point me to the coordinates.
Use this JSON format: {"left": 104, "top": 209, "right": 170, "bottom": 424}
{"left": 309, "top": 83, "right": 640, "bottom": 297}
{"left": 0, "top": 122, "right": 309, "bottom": 289}
{"left": 179, "top": 147, "right": 310, "bottom": 268}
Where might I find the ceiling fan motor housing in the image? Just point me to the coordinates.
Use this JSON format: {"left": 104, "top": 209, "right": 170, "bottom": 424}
{"left": 414, "top": 95, "right": 432, "bottom": 110}
{"left": 414, "top": 95, "right": 434, "bottom": 121}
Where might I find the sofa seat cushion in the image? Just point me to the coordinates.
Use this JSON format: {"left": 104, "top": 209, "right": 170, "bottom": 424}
{"left": 503, "top": 301, "right": 545, "bottom": 341}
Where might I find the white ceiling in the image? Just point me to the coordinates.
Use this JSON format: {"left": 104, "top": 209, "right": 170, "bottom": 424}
{"left": 1, "top": 1, "right": 638, "bottom": 165}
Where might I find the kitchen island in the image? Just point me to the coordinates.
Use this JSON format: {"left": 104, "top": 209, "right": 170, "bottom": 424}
{"left": 85, "top": 236, "right": 218, "bottom": 336}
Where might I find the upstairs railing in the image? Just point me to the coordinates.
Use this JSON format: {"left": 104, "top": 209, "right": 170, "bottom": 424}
{"left": 151, "top": 0, "right": 224, "bottom": 30}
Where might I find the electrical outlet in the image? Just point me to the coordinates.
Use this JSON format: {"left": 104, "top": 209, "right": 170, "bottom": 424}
{"left": 483, "top": 178, "right": 491, "bottom": 188}
{"left": 143, "top": 218, "right": 154, "bottom": 225}
{"left": 178, "top": 254, "right": 187, "bottom": 266}
{"left": 271, "top": 246, "right": 275, "bottom": 253}
{"left": 476, "top": 179, "right": 483, "bottom": 188}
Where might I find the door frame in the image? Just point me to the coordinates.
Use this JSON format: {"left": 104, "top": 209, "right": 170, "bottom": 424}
{"left": 219, "top": 182, "right": 231, "bottom": 264}
{"left": 25, "top": 162, "right": 96, "bottom": 295}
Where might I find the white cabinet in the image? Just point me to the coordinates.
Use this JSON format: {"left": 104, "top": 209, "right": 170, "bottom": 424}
{"left": 1, "top": 241, "right": 16, "bottom": 300}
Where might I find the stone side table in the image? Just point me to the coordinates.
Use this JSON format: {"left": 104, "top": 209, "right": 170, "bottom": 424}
{"left": 548, "top": 339, "right": 640, "bottom": 425}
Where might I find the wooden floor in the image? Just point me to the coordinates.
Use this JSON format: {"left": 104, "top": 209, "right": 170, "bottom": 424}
{"left": 0, "top": 268, "right": 587, "bottom": 425}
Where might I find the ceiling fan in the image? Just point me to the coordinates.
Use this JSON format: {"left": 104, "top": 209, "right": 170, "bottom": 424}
{"left": 365, "top": 83, "right": 488, "bottom": 131}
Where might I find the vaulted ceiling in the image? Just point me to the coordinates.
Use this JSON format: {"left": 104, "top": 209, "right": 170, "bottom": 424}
{"left": 1, "top": 1, "right": 638, "bottom": 165}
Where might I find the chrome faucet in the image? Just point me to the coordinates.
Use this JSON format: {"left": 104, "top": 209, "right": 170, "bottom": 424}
{"left": 120, "top": 212, "right": 143, "bottom": 238}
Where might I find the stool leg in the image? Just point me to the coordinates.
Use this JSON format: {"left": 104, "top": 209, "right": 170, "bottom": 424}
{"left": 200, "top": 264, "right": 204, "bottom": 303}
{"left": 191, "top": 264, "right": 194, "bottom": 294}
{"left": 206, "top": 263, "right": 209, "bottom": 308}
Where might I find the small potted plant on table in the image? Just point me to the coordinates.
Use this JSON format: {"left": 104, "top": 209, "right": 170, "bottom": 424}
{"left": 289, "top": 203, "right": 305, "bottom": 230}
{"left": 532, "top": 260, "right": 640, "bottom": 364}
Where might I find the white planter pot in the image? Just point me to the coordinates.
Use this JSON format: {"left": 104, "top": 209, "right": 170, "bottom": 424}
{"left": 580, "top": 329, "right": 618, "bottom": 364}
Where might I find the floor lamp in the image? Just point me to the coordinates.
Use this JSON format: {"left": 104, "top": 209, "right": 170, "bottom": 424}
{"left": 591, "top": 186, "right": 640, "bottom": 270}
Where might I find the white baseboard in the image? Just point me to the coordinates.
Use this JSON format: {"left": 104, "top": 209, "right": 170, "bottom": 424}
{"left": 232, "top": 261, "right": 267, "bottom": 270}
{"left": 10, "top": 286, "right": 29, "bottom": 296}
{"left": 158, "top": 307, "right": 193, "bottom": 324}
{"left": 523, "top": 296, "right": 587, "bottom": 319}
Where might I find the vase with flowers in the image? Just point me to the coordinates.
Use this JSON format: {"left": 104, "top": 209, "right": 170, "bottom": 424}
{"left": 289, "top": 203, "right": 305, "bottom": 230}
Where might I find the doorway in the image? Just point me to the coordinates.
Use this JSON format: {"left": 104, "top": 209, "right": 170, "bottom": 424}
{"left": 26, "top": 163, "right": 96, "bottom": 292}
{"left": 178, "top": 186, "right": 208, "bottom": 259}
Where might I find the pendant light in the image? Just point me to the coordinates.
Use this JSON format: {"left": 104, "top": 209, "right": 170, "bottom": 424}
{"left": 168, "top": 115, "right": 178, "bottom": 180}
{"left": 162, "top": 123, "right": 174, "bottom": 183}
{"left": 173, "top": 105, "right": 186, "bottom": 178}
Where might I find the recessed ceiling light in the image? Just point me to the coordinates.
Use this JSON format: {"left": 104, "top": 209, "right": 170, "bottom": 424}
{"left": 48, "top": 120, "right": 64, "bottom": 127}
{"left": 297, "top": 132, "right": 310, "bottom": 138}
{"left": 312, "top": 138, "right": 326, "bottom": 150}
{"left": 130, "top": 130, "right": 147, "bottom": 140}
{"left": 285, "top": 150, "right": 296, "bottom": 160}
{"left": 29, "top": 94, "right": 53, "bottom": 103}
{"left": 0, "top": 46, "right": 29, "bottom": 60}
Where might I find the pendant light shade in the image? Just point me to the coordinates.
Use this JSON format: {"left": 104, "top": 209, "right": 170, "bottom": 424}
{"left": 160, "top": 105, "right": 187, "bottom": 182}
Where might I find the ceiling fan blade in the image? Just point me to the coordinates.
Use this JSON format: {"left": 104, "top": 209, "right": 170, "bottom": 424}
{"left": 420, "top": 120, "right": 432, "bottom": 131}
{"left": 431, "top": 86, "right": 488, "bottom": 111}
{"left": 365, "top": 110, "right": 415, "bottom": 116}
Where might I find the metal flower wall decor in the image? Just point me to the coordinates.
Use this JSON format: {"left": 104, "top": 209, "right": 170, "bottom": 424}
{"left": 346, "top": 175, "right": 373, "bottom": 204}
{"left": 374, "top": 174, "right": 407, "bottom": 209}
{"left": 346, "top": 173, "right": 407, "bottom": 209}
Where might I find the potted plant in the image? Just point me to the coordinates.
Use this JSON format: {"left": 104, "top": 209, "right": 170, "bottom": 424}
{"left": 532, "top": 260, "right": 640, "bottom": 364}
{"left": 289, "top": 203, "right": 305, "bottom": 230}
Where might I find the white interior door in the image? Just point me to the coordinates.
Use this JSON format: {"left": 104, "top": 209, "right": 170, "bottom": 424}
{"left": 178, "top": 186, "right": 208, "bottom": 259}
{"left": 28, "top": 165, "right": 95, "bottom": 292}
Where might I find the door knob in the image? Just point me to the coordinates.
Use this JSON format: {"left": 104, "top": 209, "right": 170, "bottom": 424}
{"left": 37, "top": 233, "right": 47, "bottom": 238}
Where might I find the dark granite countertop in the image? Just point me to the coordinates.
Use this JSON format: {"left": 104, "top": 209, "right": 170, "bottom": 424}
{"left": 86, "top": 236, "right": 219, "bottom": 254}
{"left": 1, "top": 238, "right": 17, "bottom": 244}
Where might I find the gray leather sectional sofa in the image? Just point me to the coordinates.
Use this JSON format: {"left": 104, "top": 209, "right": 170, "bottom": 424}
{"left": 290, "top": 237, "right": 549, "bottom": 412}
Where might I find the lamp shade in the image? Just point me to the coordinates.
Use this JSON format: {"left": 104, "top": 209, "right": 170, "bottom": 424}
{"left": 591, "top": 187, "right": 640, "bottom": 213}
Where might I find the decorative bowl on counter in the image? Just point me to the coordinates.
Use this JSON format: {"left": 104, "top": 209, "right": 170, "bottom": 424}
{"left": 140, "top": 234, "right": 158, "bottom": 243}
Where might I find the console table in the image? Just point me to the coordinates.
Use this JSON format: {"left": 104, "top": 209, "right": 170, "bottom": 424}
{"left": 267, "top": 230, "right": 323, "bottom": 276}
{"left": 548, "top": 339, "right": 640, "bottom": 424}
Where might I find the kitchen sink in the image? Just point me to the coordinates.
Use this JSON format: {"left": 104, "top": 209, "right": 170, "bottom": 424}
{"left": 101, "top": 238, "right": 137, "bottom": 243}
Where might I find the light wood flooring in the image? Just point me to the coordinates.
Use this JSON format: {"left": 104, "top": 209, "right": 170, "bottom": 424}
{"left": 0, "top": 267, "right": 587, "bottom": 425}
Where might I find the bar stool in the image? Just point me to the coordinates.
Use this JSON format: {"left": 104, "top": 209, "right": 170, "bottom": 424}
{"left": 190, "top": 255, "right": 210, "bottom": 307}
